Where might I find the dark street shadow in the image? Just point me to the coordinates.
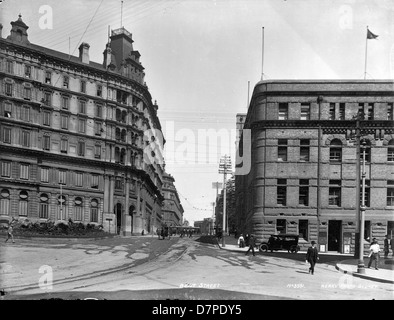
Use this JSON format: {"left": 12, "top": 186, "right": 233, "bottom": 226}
{"left": 295, "top": 270, "right": 310, "bottom": 274}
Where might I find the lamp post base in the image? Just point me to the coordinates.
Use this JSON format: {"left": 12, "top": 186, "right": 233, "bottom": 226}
{"left": 357, "top": 259, "right": 366, "bottom": 274}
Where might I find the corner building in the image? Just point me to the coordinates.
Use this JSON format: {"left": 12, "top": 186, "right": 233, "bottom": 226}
{"left": 0, "top": 16, "right": 166, "bottom": 235}
{"left": 236, "top": 80, "right": 394, "bottom": 253}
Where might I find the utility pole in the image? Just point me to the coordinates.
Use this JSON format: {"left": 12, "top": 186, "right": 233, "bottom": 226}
{"left": 219, "top": 155, "right": 232, "bottom": 247}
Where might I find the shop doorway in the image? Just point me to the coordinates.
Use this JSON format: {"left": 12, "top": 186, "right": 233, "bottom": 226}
{"left": 116, "top": 203, "right": 122, "bottom": 235}
{"left": 328, "top": 220, "right": 341, "bottom": 252}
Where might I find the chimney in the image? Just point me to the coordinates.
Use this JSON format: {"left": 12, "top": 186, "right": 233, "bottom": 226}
{"left": 103, "top": 43, "right": 112, "bottom": 68}
{"left": 78, "top": 42, "right": 90, "bottom": 64}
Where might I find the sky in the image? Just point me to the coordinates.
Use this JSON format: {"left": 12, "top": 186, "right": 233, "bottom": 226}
{"left": 1, "top": 0, "right": 393, "bottom": 225}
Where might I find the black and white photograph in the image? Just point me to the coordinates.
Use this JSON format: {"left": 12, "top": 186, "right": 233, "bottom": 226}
{"left": 0, "top": 0, "right": 393, "bottom": 306}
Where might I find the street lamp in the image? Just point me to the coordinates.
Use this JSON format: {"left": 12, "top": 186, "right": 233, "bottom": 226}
{"left": 357, "top": 139, "right": 367, "bottom": 274}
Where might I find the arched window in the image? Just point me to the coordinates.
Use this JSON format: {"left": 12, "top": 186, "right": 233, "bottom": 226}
{"left": 74, "top": 197, "right": 83, "bottom": 221}
{"left": 115, "top": 147, "right": 120, "bottom": 163}
{"left": 121, "top": 110, "right": 127, "bottom": 123}
{"left": 57, "top": 195, "right": 66, "bottom": 220}
{"left": 0, "top": 189, "right": 10, "bottom": 216}
{"left": 115, "top": 127, "right": 121, "bottom": 141}
{"left": 91, "top": 199, "right": 99, "bottom": 222}
{"left": 388, "top": 139, "right": 394, "bottom": 162}
{"left": 39, "top": 193, "right": 49, "bottom": 219}
{"left": 120, "top": 148, "right": 126, "bottom": 164}
{"left": 116, "top": 109, "right": 121, "bottom": 122}
{"left": 329, "top": 139, "right": 342, "bottom": 162}
{"left": 121, "top": 129, "right": 127, "bottom": 142}
{"left": 19, "top": 190, "right": 28, "bottom": 217}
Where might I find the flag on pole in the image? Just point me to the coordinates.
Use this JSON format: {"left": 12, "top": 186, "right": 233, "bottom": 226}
{"left": 367, "top": 28, "right": 378, "bottom": 39}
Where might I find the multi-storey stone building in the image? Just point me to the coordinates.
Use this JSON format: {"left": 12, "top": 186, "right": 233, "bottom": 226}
{"left": 0, "top": 15, "right": 167, "bottom": 235}
{"left": 162, "top": 173, "right": 184, "bottom": 227}
{"left": 235, "top": 80, "right": 394, "bottom": 253}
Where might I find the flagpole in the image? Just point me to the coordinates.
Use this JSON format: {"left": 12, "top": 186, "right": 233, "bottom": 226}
{"left": 261, "top": 27, "right": 264, "bottom": 81}
{"left": 364, "top": 26, "right": 368, "bottom": 80}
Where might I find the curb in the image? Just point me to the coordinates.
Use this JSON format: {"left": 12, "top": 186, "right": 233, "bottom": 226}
{"left": 3, "top": 235, "right": 122, "bottom": 242}
{"left": 335, "top": 263, "right": 394, "bottom": 284}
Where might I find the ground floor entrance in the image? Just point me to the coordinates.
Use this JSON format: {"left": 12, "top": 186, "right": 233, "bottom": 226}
{"left": 328, "top": 220, "right": 342, "bottom": 252}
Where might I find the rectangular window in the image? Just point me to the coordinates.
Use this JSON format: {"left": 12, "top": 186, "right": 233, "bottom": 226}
{"left": 80, "top": 80, "right": 86, "bottom": 93}
{"left": 1, "top": 161, "right": 11, "bottom": 177}
{"left": 329, "top": 180, "right": 341, "bottom": 206}
{"left": 5, "top": 82, "right": 13, "bottom": 96}
{"left": 367, "top": 103, "right": 374, "bottom": 120}
{"left": 339, "top": 103, "right": 345, "bottom": 120}
{"left": 299, "top": 220, "right": 308, "bottom": 241}
{"left": 277, "top": 179, "right": 287, "bottom": 206}
{"left": 329, "top": 103, "right": 335, "bottom": 120}
{"left": 63, "top": 75, "right": 69, "bottom": 88}
{"left": 75, "top": 172, "right": 83, "bottom": 187}
{"left": 388, "top": 147, "right": 394, "bottom": 162}
{"left": 43, "top": 135, "right": 50, "bottom": 150}
{"left": 20, "top": 106, "right": 30, "bottom": 122}
{"left": 20, "top": 163, "right": 30, "bottom": 180}
{"left": 41, "top": 167, "right": 49, "bottom": 183}
{"left": 96, "top": 104, "right": 102, "bottom": 118}
{"left": 61, "top": 114, "right": 69, "bottom": 130}
{"left": 21, "top": 130, "right": 30, "bottom": 147}
{"left": 39, "top": 203, "right": 49, "bottom": 219}
{"left": 358, "top": 103, "right": 365, "bottom": 119}
{"left": 3, "top": 127, "right": 11, "bottom": 144}
{"left": 278, "top": 103, "right": 288, "bottom": 120}
{"left": 97, "top": 85, "right": 102, "bottom": 97}
{"left": 388, "top": 103, "right": 393, "bottom": 121}
{"left": 45, "top": 71, "right": 51, "bottom": 84}
{"left": 43, "top": 92, "right": 51, "bottom": 106}
{"left": 0, "top": 198, "right": 10, "bottom": 216}
{"left": 300, "top": 139, "right": 310, "bottom": 162}
{"left": 59, "top": 170, "right": 67, "bottom": 185}
{"left": 19, "top": 201, "right": 28, "bottom": 217}
{"left": 277, "top": 219, "right": 286, "bottom": 234}
{"left": 60, "top": 138, "right": 68, "bottom": 153}
{"left": 94, "top": 144, "right": 101, "bottom": 159}
{"left": 78, "top": 119, "right": 86, "bottom": 133}
{"left": 387, "top": 188, "right": 394, "bottom": 206}
{"left": 24, "top": 65, "right": 32, "bottom": 78}
{"left": 23, "top": 86, "right": 32, "bottom": 100}
{"left": 77, "top": 141, "right": 85, "bottom": 156}
{"left": 79, "top": 100, "right": 86, "bottom": 114}
{"left": 6, "top": 60, "right": 13, "bottom": 74}
{"left": 75, "top": 206, "right": 83, "bottom": 221}
{"left": 278, "top": 139, "right": 287, "bottom": 161}
{"left": 43, "top": 111, "right": 51, "bottom": 126}
{"left": 61, "top": 96, "right": 69, "bottom": 110}
{"left": 299, "top": 179, "right": 309, "bottom": 206}
{"left": 115, "top": 177, "right": 123, "bottom": 190}
{"left": 94, "top": 122, "right": 102, "bottom": 136}
{"left": 91, "top": 174, "right": 99, "bottom": 189}
{"left": 300, "top": 103, "right": 310, "bottom": 120}
{"left": 4, "top": 102, "right": 12, "bottom": 118}
{"left": 91, "top": 208, "right": 98, "bottom": 223}
{"left": 330, "top": 148, "right": 342, "bottom": 162}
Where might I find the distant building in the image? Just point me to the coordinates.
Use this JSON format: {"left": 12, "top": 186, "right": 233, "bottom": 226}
{"left": 235, "top": 80, "right": 394, "bottom": 253}
{"left": 194, "top": 220, "right": 203, "bottom": 230}
{"left": 0, "top": 15, "right": 168, "bottom": 235}
{"left": 162, "top": 172, "right": 184, "bottom": 227}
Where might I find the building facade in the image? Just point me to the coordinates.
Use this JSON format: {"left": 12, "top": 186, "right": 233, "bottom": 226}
{"left": 0, "top": 16, "right": 167, "bottom": 235}
{"left": 162, "top": 173, "right": 184, "bottom": 227}
{"left": 235, "top": 80, "right": 394, "bottom": 253}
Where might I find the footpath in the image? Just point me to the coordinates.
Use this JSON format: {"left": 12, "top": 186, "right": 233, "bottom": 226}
{"left": 217, "top": 238, "right": 394, "bottom": 285}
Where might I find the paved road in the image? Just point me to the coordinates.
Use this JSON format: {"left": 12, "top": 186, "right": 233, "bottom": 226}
{"left": 1, "top": 236, "right": 393, "bottom": 300}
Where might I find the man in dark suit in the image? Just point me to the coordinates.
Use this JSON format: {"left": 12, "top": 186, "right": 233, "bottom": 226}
{"left": 306, "top": 240, "right": 319, "bottom": 275}
{"left": 245, "top": 234, "right": 256, "bottom": 256}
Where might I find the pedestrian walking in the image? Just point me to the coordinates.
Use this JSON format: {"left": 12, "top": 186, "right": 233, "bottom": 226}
{"left": 367, "top": 238, "right": 380, "bottom": 270}
{"left": 245, "top": 234, "right": 250, "bottom": 247}
{"left": 5, "top": 224, "right": 15, "bottom": 243}
{"left": 305, "top": 240, "right": 318, "bottom": 275}
{"left": 245, "top": 234, "right": 256, "bottom": 256}
{"left": 384, "top": 235, "right": 390, "bottom": 259}
{"left": 238, "top": 234, "right": 245, "bottom": 248}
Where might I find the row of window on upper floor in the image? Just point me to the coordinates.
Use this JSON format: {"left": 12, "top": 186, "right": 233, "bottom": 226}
{"left": 0, "top": 82, "right": 143, "bottom": 126}
{"left": 277, "top": 102, "right": 394, "bottom": 121}
{"left": 274, "top": 138, "right": 394, "bottom": 162}
{"left": 0, "top": 58, "right": 145, "bottom": 107}
{"left": 0, "top": 189, "right": 100, "bottom": 222}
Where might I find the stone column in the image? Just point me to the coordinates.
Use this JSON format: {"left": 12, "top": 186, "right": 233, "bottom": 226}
{"left": 123, "top": 176, "right": 131, "bottom": 235}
